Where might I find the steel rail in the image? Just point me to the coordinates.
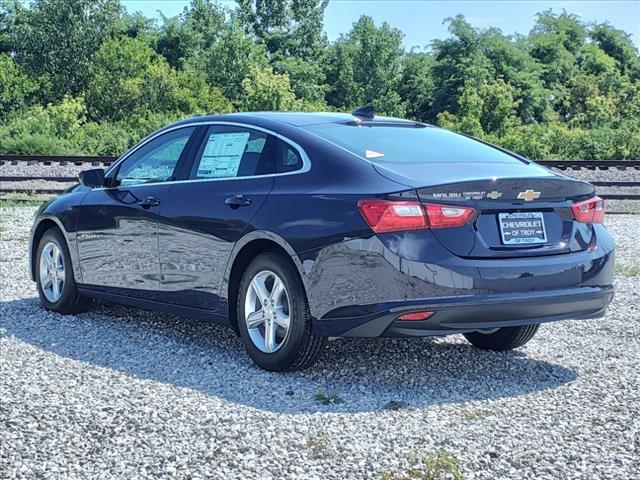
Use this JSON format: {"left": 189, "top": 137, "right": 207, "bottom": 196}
{"left": 1, "top": 156, "right": 639, "bottom": 200}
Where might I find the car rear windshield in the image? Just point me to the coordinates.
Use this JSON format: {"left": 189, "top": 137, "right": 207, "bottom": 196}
{"left": 303, "top": 123, "right": 524, "bottom": 164}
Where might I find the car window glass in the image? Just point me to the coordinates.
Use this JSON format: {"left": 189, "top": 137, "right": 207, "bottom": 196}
{"left": 116, "top": 127, "right": 195, "bottom": 186}
{"left": 303, "top": 123, "right": 523, "bottom": 164}
{"left": 192, "top": 127, "right": 270, "bottom": 179}
{"left": 190, "top": 126, "right": 306, "bottom": 179}
{"left": 280, "top": 144, "right": 303, "bottom": 173}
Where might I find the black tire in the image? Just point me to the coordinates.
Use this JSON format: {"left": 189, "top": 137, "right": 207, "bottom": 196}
{"left": 463, "top": 324, "right": 540, "bottom": 351}
{"left": 35, "top": 228, "right": 93, "bottom": 314}
{"left": 237, "top": 252, "right": 326, "bottom": 371}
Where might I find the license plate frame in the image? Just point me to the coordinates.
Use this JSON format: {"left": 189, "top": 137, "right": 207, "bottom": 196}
{"left": 498, "top": 212, "right": 547, "bottom": 245}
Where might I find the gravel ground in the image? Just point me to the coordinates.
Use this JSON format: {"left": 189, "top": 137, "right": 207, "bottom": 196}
{"left": 1, "top": 207, "right": 639, "bottom": 479}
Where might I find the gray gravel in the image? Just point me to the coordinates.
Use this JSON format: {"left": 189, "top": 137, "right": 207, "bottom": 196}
{"left": 1, "top": 207, "right": 639, "bottom": 479}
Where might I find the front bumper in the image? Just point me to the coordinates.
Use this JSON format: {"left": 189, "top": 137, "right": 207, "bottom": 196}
{"left": 313, "top": 286, "right": 614, "bottom": 337}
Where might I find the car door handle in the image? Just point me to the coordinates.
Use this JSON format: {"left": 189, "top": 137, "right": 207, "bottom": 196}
{"left": 139, "top": 196, "right": 161, "bottom": 208}
{"left": 225, "top": 194, "right": 252, "bottom": 208}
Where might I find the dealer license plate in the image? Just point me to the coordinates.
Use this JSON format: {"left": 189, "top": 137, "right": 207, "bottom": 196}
{"left": 498, "top": 212, "right": 547, "bottom": 245}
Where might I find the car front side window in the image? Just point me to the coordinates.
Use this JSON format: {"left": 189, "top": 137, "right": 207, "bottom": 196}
{"left": 115, "top": 127, "right": 196, "bottom": 187}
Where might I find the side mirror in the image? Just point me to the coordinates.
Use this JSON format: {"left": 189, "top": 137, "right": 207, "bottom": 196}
{"left": 79, "top": 168, "right": 105, "bottom": 188}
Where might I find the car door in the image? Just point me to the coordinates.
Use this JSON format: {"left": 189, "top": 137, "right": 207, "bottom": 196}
{"left": 76, "top": 126, "right": 197, "bottom": 293}
{"left": 156, "top": 124, "right": 282, "bottom": 312}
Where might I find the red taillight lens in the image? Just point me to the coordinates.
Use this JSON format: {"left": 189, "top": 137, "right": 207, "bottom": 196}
{"left": 357, "top": 199, "right": 476, "bottom": 233}
{"left": 357, "top": 200, "right": 427, "bottom": 233}
{"left": 424, "top": 203, "right": 476, "bottom": 229}
{"left": 572, "top": 196, "right": 604, "bottom": 224}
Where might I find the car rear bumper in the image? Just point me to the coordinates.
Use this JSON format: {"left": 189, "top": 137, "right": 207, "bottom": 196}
{"left": 301, "top": 224, "right": 615, "bottom": 338}
{"left": 312, "top": 286, "right": 614, "bottom": 337}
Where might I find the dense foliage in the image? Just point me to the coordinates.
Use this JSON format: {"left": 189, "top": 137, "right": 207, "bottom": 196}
{"left": 0, "top": 0, "right": 638, "bottom": 159}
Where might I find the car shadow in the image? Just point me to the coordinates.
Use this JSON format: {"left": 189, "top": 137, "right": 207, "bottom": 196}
{"left": 1, "top": 298, "right": 578, "bottom": 414}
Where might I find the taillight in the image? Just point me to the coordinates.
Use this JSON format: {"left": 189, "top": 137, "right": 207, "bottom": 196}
{"left": 357, "top": 200, "right": 427, "bottom": 233}
{"left": 357, "top": 199, "right": 475, "bottom": 233}
{"left": 572, "top": 196, "right": 604, "bottom": 224}
{"left": 424, "top": 203, "right": 476, "bottom": 229}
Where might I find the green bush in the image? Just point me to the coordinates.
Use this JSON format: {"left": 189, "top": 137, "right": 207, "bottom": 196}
{"left": 1, "top": 3, "right": 638, "bottom": 159}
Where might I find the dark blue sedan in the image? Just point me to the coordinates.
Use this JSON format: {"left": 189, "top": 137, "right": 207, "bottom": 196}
{"left": 29, "top": 109, "right": 615, "bottom": 371}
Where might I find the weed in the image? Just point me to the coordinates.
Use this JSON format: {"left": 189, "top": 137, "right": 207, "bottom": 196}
{"left": 306, "top": 434, "right": 330, "bottom": 457}
{"left": 461, "top": 411, "right": 479, "bottom": 422}
{"left": 314, "top": 392, "right": 344, "bottom": 405}
{"left": 615, "top": 263, "right": 640, "bottom": 277}
{"left": 385, "top": 400, "right": 408, "bottom": 411}
{"left": 379, "top": 450, "right": 464, "bottom": 480}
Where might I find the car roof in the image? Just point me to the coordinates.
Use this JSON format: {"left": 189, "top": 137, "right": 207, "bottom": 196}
{"left": 171, "top": 111, "right": 420, "bottom": 128}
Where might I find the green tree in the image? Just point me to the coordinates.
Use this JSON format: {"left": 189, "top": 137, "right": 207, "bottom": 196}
{"left": 201, "top": 20, "right": 269, "bottom": 105}
{"left": 398, "top": 51, "right": 435, "bottom": 123}
{"left": 236, "top": 1, "right": 329, "bottom": 106}
{"left": 1, "top": 2, "right": 639, "bottom": 161}
{"left": 240, "top": 65, "right": 301, "bottom": 111}
{"left": 0, "top": 0, "right": 16, "bottom": 54}
{"left": 0, "top": 54, "right": 37, "bottom": 117}
{"left": 529, "top": 10, "right": 589, "bottom": 119}
{"left": 236, "top": 0, "right": 328, "bottom": 58}
{"left": 86, "top": 36, "right": 231, "bottom": 122}
{"left": 438, "top": 79, "right": 520, "bottom": 136}
{"left": 325, "top": 16, "right": 405, "bottom": 116}
{"left": 430, "top": 16, "right": 494, "bottom": 118}
{"left": 591, "top": 22, "right": 640, "bottom": 79}
{"left": 10, "top": 0, "right": 123, "bottom": 102}
{"left": 156, "top": 0, "right": 226, "bottom": 68}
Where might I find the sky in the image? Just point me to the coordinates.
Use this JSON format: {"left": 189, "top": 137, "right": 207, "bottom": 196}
{"left": 121, "top": 0, "right": 640, "bottom": 49}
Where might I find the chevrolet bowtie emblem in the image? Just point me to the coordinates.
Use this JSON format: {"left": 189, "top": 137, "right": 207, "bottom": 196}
{"left": 517, "top": 189, "right": 541, "bottom": 201}
{"left": 487, "top": 191, "right": 502, "bottom": 199}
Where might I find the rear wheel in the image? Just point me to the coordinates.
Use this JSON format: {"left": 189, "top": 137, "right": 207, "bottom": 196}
{"left": 463, "top": 324, "right": 540, "bottom": 351}
{"left": 237, "top": 252, "right": 326, "bottom": 371}
{"left": 36, "top": 228, "right": 92, "bottom": 314}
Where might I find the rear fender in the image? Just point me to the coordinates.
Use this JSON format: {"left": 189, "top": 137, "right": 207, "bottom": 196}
{"left": 222, "top": 230, "right": 313, "bottom": 313}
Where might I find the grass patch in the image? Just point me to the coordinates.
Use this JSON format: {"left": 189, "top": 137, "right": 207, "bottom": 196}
{"left": 0, "top": 198, "right": 47, "bottom": 207}
{"left": 314, "top": 392, "right": 344, "bottom": 405}
{"left": 380, "top": 450, "right": 464, "bottom": 480}
{"left": 306, "top": 434, "right": 330, "bottom": 457}
{"left": 615, "top": 263, "right": 640, "bottom": 277}
{"left": 384, "top": 400, "right": 408, "bottom": 411}
{"left": 461, "top": 411, "right": 480, "bottom": 422}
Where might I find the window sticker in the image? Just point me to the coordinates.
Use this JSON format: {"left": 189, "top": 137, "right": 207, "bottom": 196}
{"left": 365, "top": 149, "right": 385, "bottom": 159}
{"left": 197, "top": 132, "right": 251, "bottom": 178}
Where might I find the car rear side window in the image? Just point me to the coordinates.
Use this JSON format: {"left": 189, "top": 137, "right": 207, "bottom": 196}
{"left": 304, "top": 123, "right": 523, "bottom": 164}
{"left": 190, "top": 125, "right": 305, "bottom": 179}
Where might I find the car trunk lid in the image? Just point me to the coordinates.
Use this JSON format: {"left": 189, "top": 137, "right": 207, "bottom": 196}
{"left": 374, "top": 162, "right": 596, "bottom": 258}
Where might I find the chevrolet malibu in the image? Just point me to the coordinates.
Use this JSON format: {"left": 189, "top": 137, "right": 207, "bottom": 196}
{"left": 29, "top": 109, "right": 615, "bottom": 371}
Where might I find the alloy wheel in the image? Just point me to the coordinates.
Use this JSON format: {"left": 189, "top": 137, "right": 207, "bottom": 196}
{"left": 244, "top": 270, "right": 291, "bottom": 353}
{"left": 39, "top": 241, "right": 65, "bottom": 303}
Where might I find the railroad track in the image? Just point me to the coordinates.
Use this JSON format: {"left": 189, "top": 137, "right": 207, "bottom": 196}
{"left": 2, "top": 156, "right": 640, "bottom": 169}
{"left": 0, "top": 155, "right": 116, "bottom": 167}
{"left": 1, "top": 156, "right": 639, "bottom": 200}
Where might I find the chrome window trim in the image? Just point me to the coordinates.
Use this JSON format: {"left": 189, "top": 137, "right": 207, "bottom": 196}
{"left": 99, "top": 121, "right": 311, "bottom": 190}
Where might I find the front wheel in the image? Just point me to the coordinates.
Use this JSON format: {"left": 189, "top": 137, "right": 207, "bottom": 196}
{"left": 35, "top": 228, "right": 92, "bottom": 314}
{"left": 463, "top": 324, "right": 540, "bottom": 351}
{"left": 237, "top": 252, "right": 326, "bottom": 371}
